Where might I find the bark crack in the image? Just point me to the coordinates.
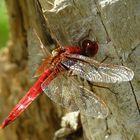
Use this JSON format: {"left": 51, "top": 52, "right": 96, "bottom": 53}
{"left": 112, "top": 43, "right": 139, "bottom": 116}
{"left": 129, "top": 82, "right": 140, "bottom": 115}
{"left": 128, "top": 43, "right": 140, "bottom": 58}
{"left": 94, "top": 0, "right": 111, "bottom": 43}
{"left": 128, "top": 43, "right": 140, "bottom": 114}
{"left": 72, "top": 0, "right": 85, "bottom": 18}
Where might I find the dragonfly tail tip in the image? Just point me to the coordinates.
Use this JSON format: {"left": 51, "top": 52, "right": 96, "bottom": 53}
{"left": 0, "top": 118, "right": 11, "bottom": 129}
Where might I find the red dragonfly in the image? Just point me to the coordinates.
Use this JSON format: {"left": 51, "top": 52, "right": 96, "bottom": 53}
{"left": 0, "top": 40, "right": 134, "bottom": 128}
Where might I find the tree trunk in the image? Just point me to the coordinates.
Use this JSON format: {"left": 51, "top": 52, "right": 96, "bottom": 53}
{"left": 0, "top": 0, "right": 60, "bottom": 140}
{"left": 0, "top": 0, "right": 140, "bottom": 140}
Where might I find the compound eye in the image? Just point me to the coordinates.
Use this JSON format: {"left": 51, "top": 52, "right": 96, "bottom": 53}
{"left": 82, "top": 39, "right": 98, "bottom": 57}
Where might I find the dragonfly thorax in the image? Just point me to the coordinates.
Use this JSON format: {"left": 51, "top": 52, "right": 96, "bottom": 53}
{"left": 52, "top": 47, "right": 66, "bottom": 57}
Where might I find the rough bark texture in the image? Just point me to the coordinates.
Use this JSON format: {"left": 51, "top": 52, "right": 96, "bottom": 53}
{"left": 0, "top": 0, "right": 140, "bottom": 140}
{"left": 42, "top": 0, "right": 140, "bottom": 139}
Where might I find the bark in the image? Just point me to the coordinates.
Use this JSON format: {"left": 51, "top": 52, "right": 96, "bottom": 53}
{"left": 0, "top": 0, "right": 140, "bottom": 140}
{"left": 41, "top": 0, "right": 140, "bottom": 139}
{"left": 0, "top": 0, "right": 60, "bottom": 140}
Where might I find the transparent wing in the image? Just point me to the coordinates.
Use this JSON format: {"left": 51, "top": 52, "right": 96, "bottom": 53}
{"left": 27, "top": 28, "right": 51, "bottom": 77}
{"left": 34, "top": 57, "right": 53, "bottom": 77}
{"left": 71, "top": 80, "right": 109, "bottom": 118}
{"left": 41, "top": 71, "right": 79, "bottom": 111}
{"left": 27, "top": 28, "right": 45, "bottom": 76}
{"left": 41, "top": 70, "right": 108, "bottom": 118}
{"left": 62, "top": 54, "right": 134, "bottom": 83}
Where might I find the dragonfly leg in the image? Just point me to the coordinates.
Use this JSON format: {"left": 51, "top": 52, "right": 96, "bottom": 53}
{"left": 100, "top": 55, "right": 114, "bottom": 63}
{"left": 67, "top": 69, "right": 73, "bottom": 77}
{"left": 100, "top": 55, "right": 109, "bottom": 63}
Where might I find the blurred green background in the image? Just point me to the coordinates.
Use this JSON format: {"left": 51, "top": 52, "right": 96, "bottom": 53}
{"left": 0, "top": 0, "right": 9, "bottom": 49}
{"left": 0, "top": 1, "right": 8, "bottom": 140}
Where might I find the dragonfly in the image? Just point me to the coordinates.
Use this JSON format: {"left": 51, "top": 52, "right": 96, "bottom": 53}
{"left": 0, "top": 39, "right": 134, "bottom": 128}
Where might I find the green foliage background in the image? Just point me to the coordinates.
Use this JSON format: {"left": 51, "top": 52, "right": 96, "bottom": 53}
{"left": 0, "top": 2, "right": 8, "bottom": 140}
{"left": 0, "top": 1, "right": 9, "bottom": 49}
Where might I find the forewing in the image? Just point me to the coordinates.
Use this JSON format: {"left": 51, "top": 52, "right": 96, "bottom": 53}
{"left": 63, "top": 54, "right": 134, "bottom": 83}
{"left": 41, "top": 71, "right": 79, "bottom": 111}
